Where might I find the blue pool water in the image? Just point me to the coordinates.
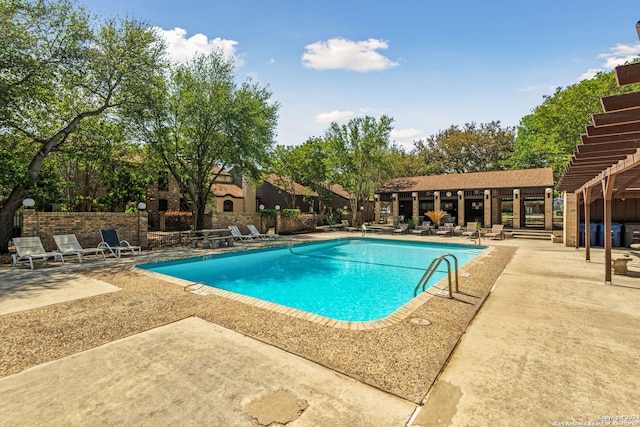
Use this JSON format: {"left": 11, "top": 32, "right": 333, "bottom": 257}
{"left": 139, "top": 238, "right": 485, "bottom": 322}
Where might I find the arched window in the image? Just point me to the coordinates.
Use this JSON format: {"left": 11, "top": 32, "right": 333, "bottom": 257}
{"left": 223, "top": 200, "right": 233, "bottom": 212}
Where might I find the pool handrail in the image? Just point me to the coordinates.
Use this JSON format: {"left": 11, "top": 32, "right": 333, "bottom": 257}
{"left": 414, "top": 253, "right": 459, "bottom": 299}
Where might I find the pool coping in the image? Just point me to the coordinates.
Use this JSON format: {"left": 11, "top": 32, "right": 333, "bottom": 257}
{"left": 135, "top": 239, "right": 495, "bottom": 330}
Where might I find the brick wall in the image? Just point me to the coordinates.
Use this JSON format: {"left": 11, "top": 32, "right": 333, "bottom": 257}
{"left": 22, "top": 211, "right": 148, "bottom": 251}
{"left": 209, "top": 212, "right": 262, "bottom": 234}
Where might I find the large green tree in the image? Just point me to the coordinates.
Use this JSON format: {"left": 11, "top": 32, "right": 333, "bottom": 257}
{"left": 0, "top": 0, "right": 166, "bottom": 252}
{"left": 324, "top": 115, "right": 395, "bottom": 224}
{"left": 132, "top": 52, "right": 279, "bottom": 229}
{"left": 509, "top": 70, "right": 640, "bottom": 183}
{"left": 412, "top": 121, "right": 515, "bottom": 175}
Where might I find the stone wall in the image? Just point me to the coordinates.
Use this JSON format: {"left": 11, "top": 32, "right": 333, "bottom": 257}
{"left": 21, "top": 211, "right": 148, "bottom": 251}
{"left": 277, "top": 213, "right": 318, "bottom": 234}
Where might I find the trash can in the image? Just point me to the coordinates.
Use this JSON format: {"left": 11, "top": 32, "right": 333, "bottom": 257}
{"left": 599, "top": 222, "right": 623, "bottom": 247}
{"left": 612, "top": 222, "right": 623, "bottom": 247}
{"left": 579, "top": 222, "right": 600, "bottom": 247}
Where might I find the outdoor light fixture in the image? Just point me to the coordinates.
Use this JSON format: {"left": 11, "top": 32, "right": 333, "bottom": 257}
{"left": 433, "top": 191, "right": 439, "bottom": 199}
{"left": 275, "top": 205, "right": 280, "bottom": 211}
{"left": 391, "top": 193, "right": 397, "bottom": 201}
{"left": 22, "top": 198, "right": 35, "bottom": 209}
{"left": 545, "top": 188, "right": 552, "bottom": 198}
{"left": 484, "top": 189, "right": 491, "bottom": 200}
{"left": 513, "top": 189, "right": 520, "bottom": 199}
{"left": 259, "top": 204, "right": 264, "bottom": 210}
{"left": 411, "top": 192, "right": 417, "bottom": 199}
{"left": 457, "top": 190, "right": 463, "bottom": 200}
{"left": 137, "top": 202, "right": 147, "bottom": 211}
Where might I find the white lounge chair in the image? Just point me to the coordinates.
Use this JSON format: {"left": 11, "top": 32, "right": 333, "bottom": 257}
{"left": 12, "top": 236, "right": 64, "bottom": 269}
{"left": 461, "top": 222, "right": 479, "bottom": 239}
{"left": 435, "top": 223, "right": 454, "bottom": 237}
{"left": 484, "top": 224, "right": 505, "bottom": 240}
{"left": 54, "top": 234, "right": 106, "bottom": 263}
{"left": 228, "top": 225, "right": 255, "bottom": 241}
{"left": 247, "top": 224, "right": 277, "bottom": 239}
{"left": 98, "top": 229, "right": 141, "bottom": 258}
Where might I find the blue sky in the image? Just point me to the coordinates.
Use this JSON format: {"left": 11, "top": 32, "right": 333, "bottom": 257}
{"left": 87, "top": 0, "right": 640, "bottom": 150}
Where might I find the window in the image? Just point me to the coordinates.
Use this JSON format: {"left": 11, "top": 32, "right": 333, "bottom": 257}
{"left": 158, "top": 199, "right": 168, "bottom": 212}
{"left": 223, "top": 200, "right": 233, "bottom": 212}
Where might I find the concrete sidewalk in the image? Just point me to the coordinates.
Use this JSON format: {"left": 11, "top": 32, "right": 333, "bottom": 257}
{"left": 0, "top": 317, "right": 416, "bottom": 426}
{"left": 415, "top": 242, "right": 640, "bottom": 426}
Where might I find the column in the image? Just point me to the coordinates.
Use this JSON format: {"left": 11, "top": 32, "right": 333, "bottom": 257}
{"left": 434, "top": 191, "right": 441, "bottom": 212}
{"left": 457, "top": 190, "right": 464, "bottom": 226}
{"left": 544, "top": 188, "right": 553, "bottom": 230}
{"left": 412, "top": 192, "right": 419, "bottom": 222}
{"left": 513, "top": 189, "right": 521, "bottom": 229}
{"left": 374, "top": 195, "right": 381, "bottom": 224}
{"left": 391, "top": 193, "right": 399, "bottom": 225}
{"left": 563, "top": 191, "right": 577, "bottom": 248}
{"left": 483, "top": 189, "right": 492, "bottom": 227}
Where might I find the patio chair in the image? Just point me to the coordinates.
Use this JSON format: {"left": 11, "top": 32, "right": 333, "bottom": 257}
{"left": 484, "top": 224, "right": 505, "bottom": 240}
{"left": 247, "top": 224, "right": 277, "bottom": 240}
{"left": 53, "top": 234, "right": 106, "bottom": 263}
{"left": 98, "top": 229, "right": 141, "bottom": 258}
{"left": 393, "top": 224, "right": 408, "bottom": 234}
{"left": 435, "top": 223, "right": 454, "bottom": 237}
{"left": 461, "top": 222, "right": 479, "bottom": 239}
{"left": 12, "top": 236, "right": 64, "bottom": 269}
{"left": 228, "top": 225, "right": 255, "bottom": 241}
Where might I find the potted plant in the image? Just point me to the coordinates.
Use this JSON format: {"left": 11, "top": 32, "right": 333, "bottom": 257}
{"left": 425, "top": 210, "right": 447, "bottom": 229}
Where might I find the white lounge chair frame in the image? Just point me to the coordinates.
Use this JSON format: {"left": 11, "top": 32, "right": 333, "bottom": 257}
{"left": 484, "top": 224, "right": 505, "bottom": 240}
{"left": 98, "top": 229, "right": 141, "bottom": 258}
{"left": 247, "top": 224, "right": 276, "bottom": 239}
{"left": 228, "top": 225, "right": 255, "bottom": 241}
{"left": 12, "top": 237, "right": 64, "bottom": 269}
{"left": 53, "top": 234, "right": 106, "bottom": 263}
{"left": 461, "top": 222, "right": 479, "bottom": 239}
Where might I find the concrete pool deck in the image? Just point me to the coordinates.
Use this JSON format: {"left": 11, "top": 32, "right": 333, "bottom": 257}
{"left": 1, "top": 233, "right": 639, "bottom": 426}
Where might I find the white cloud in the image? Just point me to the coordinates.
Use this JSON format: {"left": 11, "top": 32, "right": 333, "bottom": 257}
{"left": 391, "top": 128, "right": 422, "bottom": 140}
{"left": 391, "top": 128, "right": 423, "bottom": 151}
{"left": 578, "top": 68, "right": 603, "bottom": 81}
{"left": 599, "top": 43, "right": 640, "bottom": 69}
{"left": 315, "top": 110, "right": 355, "bottom": 124}
{"left": 302, "top": 37, "right": 399, "bottom": 72}
{"left": 154, "top": 27, "right": 243, "bottom": 66}
{"left": 578, "top": 43, "right": 640, "bottom": 81}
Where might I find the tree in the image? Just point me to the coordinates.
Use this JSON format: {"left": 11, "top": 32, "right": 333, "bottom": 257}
{"left": 269, "top": 145, "right": 307, "bottom": 209}
{"left": 412, "top": 121, "right": 515, "bottom": 175}
{"left": 132, "top": 52, "right": 279, "bottom": 229}
{"left": 324, "top": 115, "right": 395, "bottom": 224}
{"left": 0, "top": 0, "right": 167, "bottom": 252}
{"left": 100, "top": 170, "right": 154, "bottom": 212}
{"left": 508, "top": 70, "right": 640, "bottom": 183}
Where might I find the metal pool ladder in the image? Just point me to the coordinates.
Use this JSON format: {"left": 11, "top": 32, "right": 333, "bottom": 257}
{"left": 413, "top": 253, "right": 459, "bottom": 299}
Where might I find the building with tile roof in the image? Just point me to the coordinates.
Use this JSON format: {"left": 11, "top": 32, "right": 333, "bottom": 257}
{"left": 375, "top": 168, "right": 555, "bottom": 229}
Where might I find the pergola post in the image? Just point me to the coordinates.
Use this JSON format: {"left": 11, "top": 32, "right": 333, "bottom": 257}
{"left": 602, "top": 176, "right": 616, "bottom": 284}
{"left": 582, "top": 187, "right": 591, "bottom": 262}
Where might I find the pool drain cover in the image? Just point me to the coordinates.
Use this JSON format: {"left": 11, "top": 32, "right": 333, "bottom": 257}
{"left": 410, "top": 318, "right": 432, "bottom": 326}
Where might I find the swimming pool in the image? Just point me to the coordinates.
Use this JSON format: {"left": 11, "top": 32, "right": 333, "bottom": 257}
{"left": 139, "top": 238, "right": 486, "bottom": 322}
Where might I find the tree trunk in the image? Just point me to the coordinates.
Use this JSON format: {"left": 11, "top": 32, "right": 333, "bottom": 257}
{"left": 0, "top": 186, "right": 25, "bottom": 253}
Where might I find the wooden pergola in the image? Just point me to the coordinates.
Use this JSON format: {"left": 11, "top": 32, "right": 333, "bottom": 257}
{"left": 557, "top": 54, "right": 640, "bottom": 283}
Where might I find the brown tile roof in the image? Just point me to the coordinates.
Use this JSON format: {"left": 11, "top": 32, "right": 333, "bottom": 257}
{"left": 330, "top": 183, "right": 350, "bottom": 199}
{"left": 377, "top": 168, "right": 554, "bottom": 193}
{"left": 211, "top": 183, "right": 243, "bottom": 198}
{"left": 264, "top": 174, "right": 319, "bottom": 197}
